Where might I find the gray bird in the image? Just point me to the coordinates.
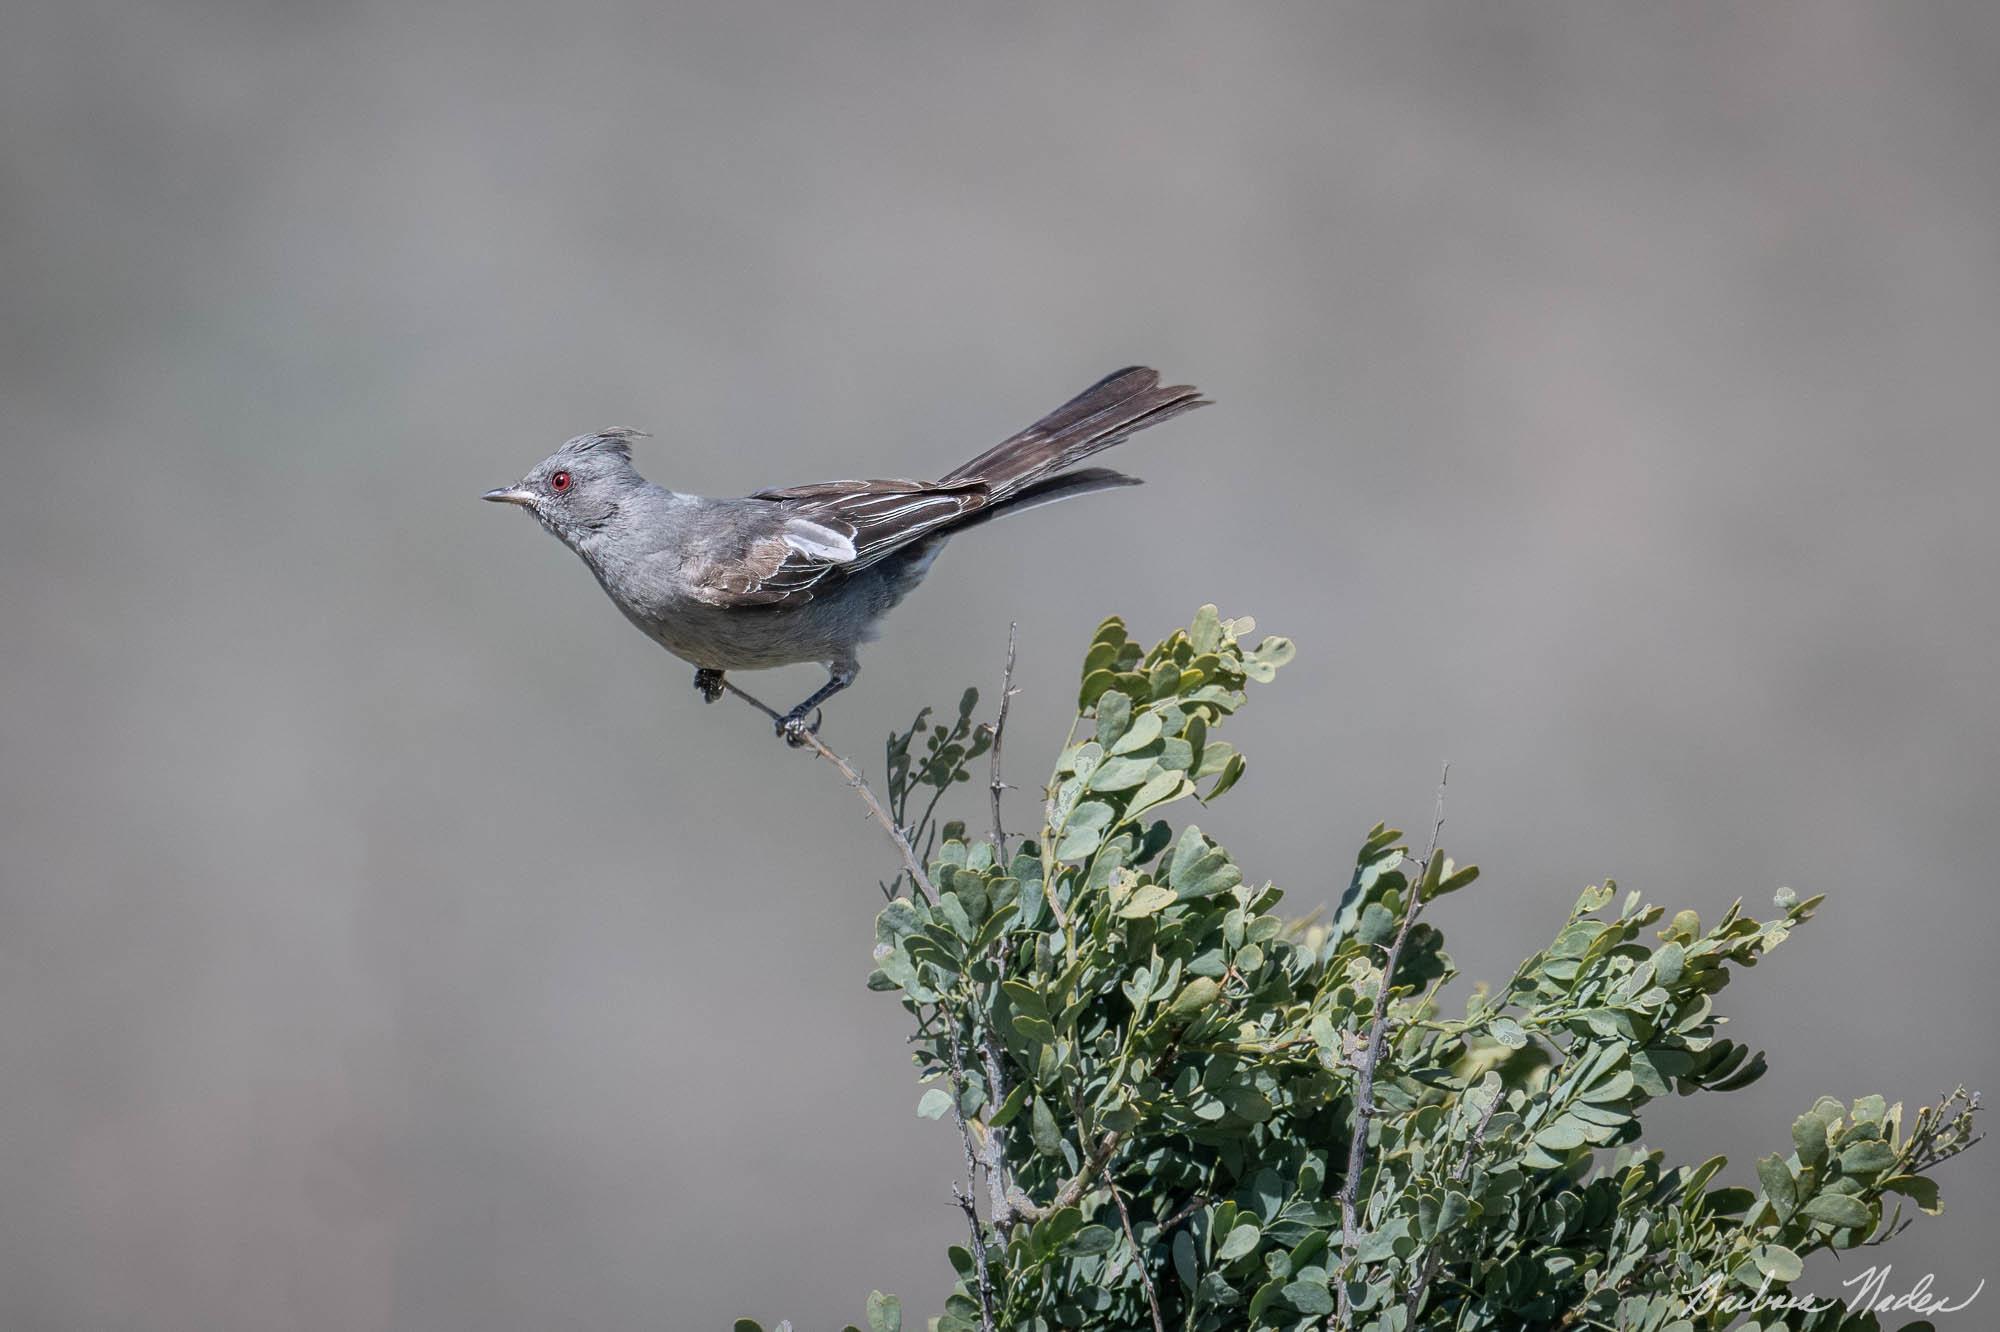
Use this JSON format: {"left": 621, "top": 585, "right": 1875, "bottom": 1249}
{"left": 483, "top": 367, "right": 1206, "bottom": 743}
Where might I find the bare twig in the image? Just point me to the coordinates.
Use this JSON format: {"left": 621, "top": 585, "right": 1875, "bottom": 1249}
{"left": 972, "top": 633, "right": 1025, "bottom": 1231}
{"left": 975, "top": 1033, "right": 1022, "bottom": 1232}
{"left": 724, "top": 680, "right": 1016, "bottom": 1312}
{"left": 722, "top": 679, "right": 937, "bottom": 905}
{"left": 988, "top": 624, "right": 1018, "bottom": 858}
{"left": 939, "top": 1018, "right": 999, "bottom": 1332}
{"left": 717, "top": 676, "right": 785, "bottom": 724}
{"left": 951, "top": 1182, "right": 996, "bottom": 1332}
{"left": 1333, "top": 762, "right": 1448, "bottom": 1327}
{"left": 1105, "top": 1169, "right": 1166, "bottom": 1332}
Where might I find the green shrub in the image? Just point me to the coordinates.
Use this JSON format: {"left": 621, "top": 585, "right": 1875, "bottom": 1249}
{"left": 738, "top": 608, "right": 1978, "bottom": 1332}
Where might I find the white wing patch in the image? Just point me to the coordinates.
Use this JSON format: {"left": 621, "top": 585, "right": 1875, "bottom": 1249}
{"left": 782, "top": 517, "right": 858, "bottom": 563}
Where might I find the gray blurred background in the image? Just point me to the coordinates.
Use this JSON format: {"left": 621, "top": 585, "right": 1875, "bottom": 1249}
{"left": 3, "top": 2, "right": 1996, "bottom": 1328}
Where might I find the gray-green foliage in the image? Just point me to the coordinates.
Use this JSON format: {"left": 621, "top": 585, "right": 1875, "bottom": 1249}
{"left": 738, "top": 608, "right": 1979, "bottom": 1332}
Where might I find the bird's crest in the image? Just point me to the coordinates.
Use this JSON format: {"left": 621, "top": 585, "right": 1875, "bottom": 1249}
{"left": 557, "top": 428, "right": 650, "bottom": 461}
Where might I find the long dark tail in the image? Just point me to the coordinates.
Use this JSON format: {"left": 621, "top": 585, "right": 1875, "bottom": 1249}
{"left": 943, "top": 466, "right": 1144, "bottom": 536}
{"left": 941, "top": 367, "right": 1206, "bottom": 496}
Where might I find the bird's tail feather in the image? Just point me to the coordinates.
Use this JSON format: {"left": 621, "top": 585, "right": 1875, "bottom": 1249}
{"left": 941, "top": 367, "right": 1206, "bottom": 495}
{"left": 943, "top": 466, "right": 1143, "bottom": 535}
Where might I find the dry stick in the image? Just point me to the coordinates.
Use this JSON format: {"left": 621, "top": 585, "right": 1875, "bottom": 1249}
{"left": 1105, "top": 1170, "right": 1167, "bottom": 1332}
{"left": 987, "top": 623, "right": 1019, "bottom": 858}
{"left": 950, "top": 1181, "right": 996, "bottom": 1332}
{"left": 721, "top": 679, "right": 937, "bottom": 905}
{"left": 941, "top": 1020, "right": 1000, "bottom": 1332}
{"left": 723, "top": 653, "right": 1117, "bottom": 1308}
{"left": 970, "top": 629, "right": 1025, "bottom": 1232}
{"left": 1332, "top": 762, "right": 1449, "bottom": 1328}
{"left": 976, "top": 1034, "right": 1022, "bottom": 1232}
{"left": 722, "top": 675, "right": 997, "bottom": 1324}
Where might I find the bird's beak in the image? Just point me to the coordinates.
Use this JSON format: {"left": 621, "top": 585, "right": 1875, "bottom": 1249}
{"left": 483, "top": 486, "right": 535, "bottom": 507}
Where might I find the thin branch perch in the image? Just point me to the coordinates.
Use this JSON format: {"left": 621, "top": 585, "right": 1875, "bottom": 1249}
{"left": 724, "top": 674, "right": 1007, "bottom": 1323}
{"left": 988, "top": 623, "right": 1018, "bottom": 858}
{"left": 721, "top": 679, "right": 937, "bottom": 905}
{"left": 1333, "top": 762, "right": 1448, "bottom": 1327}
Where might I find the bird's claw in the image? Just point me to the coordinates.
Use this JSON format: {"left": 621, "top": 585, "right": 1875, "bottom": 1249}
{"left": 777, "top": 709, "right": 822, "bottom": 747}
{"left": 694, "top": 669, "right": 725, "bottom": 704}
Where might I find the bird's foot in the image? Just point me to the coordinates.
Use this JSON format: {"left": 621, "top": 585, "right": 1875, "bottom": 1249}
{"left": 694, "top": 669, "right": 726, "bottom": 704}
{"left": 776, "top": 708, "right": 822, "bottom": 748}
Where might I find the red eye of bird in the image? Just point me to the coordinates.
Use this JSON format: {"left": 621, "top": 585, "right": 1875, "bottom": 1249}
{"left": 549, "top": 470, "right": 572, "bottom": 493}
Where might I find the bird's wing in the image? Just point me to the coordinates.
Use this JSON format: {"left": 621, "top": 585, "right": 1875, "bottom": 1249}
{"left": 686, "top": 480, "right": 988, "bottom": 609}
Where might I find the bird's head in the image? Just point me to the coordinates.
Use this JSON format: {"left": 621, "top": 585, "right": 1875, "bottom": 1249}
{"left": 483, "top": 429, "right": 648, "bottom": 543}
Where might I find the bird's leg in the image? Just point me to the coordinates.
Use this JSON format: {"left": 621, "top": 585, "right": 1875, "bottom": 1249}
{"left": 778, "top": 661, "right": 858, "bottom": 746}
{"left": 693, "top": 668, "right": 726, "bottom": 704}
